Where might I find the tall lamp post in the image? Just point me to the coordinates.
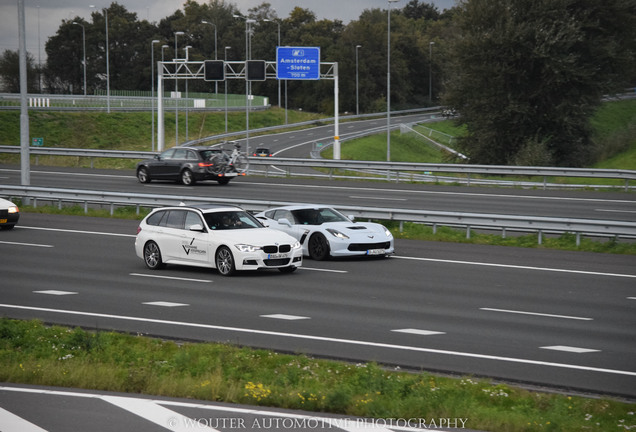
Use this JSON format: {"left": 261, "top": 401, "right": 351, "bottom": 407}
{"left": 201, "top": 20, "right": 218, "bottom": 94}
{"left": 90, "top": 5, "right": 110, "bottom": 113}
{"left": 233, "top": 14, "right": 255, "bottom": 155}
{"left": 151, "top": 39, "right": 160, "bottom": 151}
{"left": 72, "top": 22, "right": 87, "bottom": 96}
{"left": 264, "top": 18, "right": 281, "bottom": 108}
{"left": 386, "top": 0, "right": 399, "bottom": 162}
{"left": 429, "top": 41, "right": 435, "bottom": 104}
{"left": 224, "top": 46, "right": 231, "bottom": 133}
{"left": 185, "top": 45, "right": 192, "bottom": 141}
{"left": 356, "top": 44, "right": 362, "bottom": 116}
{"left": 174, "top": 31, "right": 184, "bottom": 146}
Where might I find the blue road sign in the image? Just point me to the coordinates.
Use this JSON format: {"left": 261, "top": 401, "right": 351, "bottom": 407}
{"left": 276, "top": 46, "right": 320, "bottom": 80}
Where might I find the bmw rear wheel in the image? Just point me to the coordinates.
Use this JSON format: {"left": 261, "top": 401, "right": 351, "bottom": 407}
{"left": 144, "top": 241, "right": 164, "bottom": 270}
{"left": 215, "top": 246, "right": 236, "bottom": 276}
{"left": 308, "top": 233, "right": 330, "bottom": 260}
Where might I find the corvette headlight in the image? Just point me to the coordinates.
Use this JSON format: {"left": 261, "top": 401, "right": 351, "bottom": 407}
{"left": 383, "top": 227, "right": 392, "bottom": 238}
{"left": 234, "top": 244, "right": 261, "bottom": 253}
{"left": 326, "top": 228, "right": 349, "bottom": 239}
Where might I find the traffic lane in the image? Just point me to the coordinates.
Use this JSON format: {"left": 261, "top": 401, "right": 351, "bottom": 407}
{"left": 3, "top": 164, "right": 635, "bottom": 221}
{"left": 2, "top": 221, "right": 634, "bottom": 372}
{"left": 4, "top": 214, "right": 635, "bottom": 347}
{"left": 2, "top": 216, "right": 634, "bottom": 394}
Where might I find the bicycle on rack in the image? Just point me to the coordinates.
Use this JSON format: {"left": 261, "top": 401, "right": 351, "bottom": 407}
{"left": 211, "top": 141, "right": 249, "bottom": 175}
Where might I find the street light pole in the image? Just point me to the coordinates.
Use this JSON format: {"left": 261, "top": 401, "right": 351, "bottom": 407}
{"left": 356, "top": 44, "right": 362, "bottom": 116}
{"left": 185, "top": 45, "right": 192, "bottom": 141}
{"left": 174, "top": 31, "right": 184, "bottom": 146}
{"left": 429, "top": 41, "right": 435, "bottom": 104}
{"left": 233, "top": 14, "right": 255, "bottom": 155}
{"left": 264, "top": 19, "right": 281, "bottom": 109}
{"left": 225, "top": 46, "right": 231, "bottom": 133}
{"left": 72, "top": 22, "right": 87, "bottom": 96}
{"left": 90, "top": 5, "right": 109, "bottom": 112}
{"left": 151, "top": 40, "right": 160, "bottom": 151}
{"left": 387, "top": 0, "right": 399, "bottom": 162}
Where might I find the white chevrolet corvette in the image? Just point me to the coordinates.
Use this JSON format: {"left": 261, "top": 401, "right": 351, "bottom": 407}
{"left": 255, "top": 205, "right": 394, "bottom": 260}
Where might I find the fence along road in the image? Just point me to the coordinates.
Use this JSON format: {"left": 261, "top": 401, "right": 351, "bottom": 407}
{"left": 1, "top": 185, "right": 635, "bottom": 246}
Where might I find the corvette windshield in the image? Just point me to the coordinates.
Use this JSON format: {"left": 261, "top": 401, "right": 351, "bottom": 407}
{"left": 291, "top": 208, "right": 349, "bottom": 225}
{"left": 204, "top": 211, "right": 263, "bottom": 230}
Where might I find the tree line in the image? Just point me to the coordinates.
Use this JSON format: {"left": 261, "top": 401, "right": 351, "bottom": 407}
{"left": 1, "top": 0, "right": 634, "bottom": 167}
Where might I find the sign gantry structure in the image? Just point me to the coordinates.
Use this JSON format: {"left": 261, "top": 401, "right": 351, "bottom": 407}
{"left": 156, "top": 49, "right": 341, "bottom": 158}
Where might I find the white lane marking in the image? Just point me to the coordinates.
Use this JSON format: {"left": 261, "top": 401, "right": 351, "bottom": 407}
{"left": 393, "top": 255, "right": 636, "bottom": 279}
{"left": 143, "top": 302, "right": 190, "bottom": 307}
{"left": 0, "top": 406, "right": 49, "bottom": 432}
{"left": 1, "top": 304, "right": 633, "bottom": 377}
{"left": 0, "top": 240, "right": 53, "bottom": 248}
{"left": 19, "top": 226, "right": 135, "bottom": 238}
{"left": 0, "top": 386, "right": 403, "bottom": 432}
{"left": 595, "top": 208, "right": 636, "bottom": 214}
{"left": 349, "top": 195, "right": 407, "bottom": 201}
{"left": 102, "top": 395, "right": 219, "bottom": 432}
{"left": 392, "top": 328, "right": 446, "bottom": 336}
{"left": 628, "top": 297, "right": 636, "bottom": 300}
{"left": 541, "top": 346, "right": 601, "bottom": 354}
{"left": 261, "top": 314, "right": 310, "bottom": 320}
{"left": 33, "top": 290, "right": 77, "bottom": 296}
{"left": 480, "top": 308, "right": 593, "bottom": 321}
{"left": 130, "top": 273, "right": 212, "bottom": 283}
{"left": 301, "top": 267, "right": 348, "bottom": 273}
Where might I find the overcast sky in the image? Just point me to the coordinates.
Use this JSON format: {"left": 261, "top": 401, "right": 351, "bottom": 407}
{"left": 1, "top": 0, "right": 456, "bottom": 62}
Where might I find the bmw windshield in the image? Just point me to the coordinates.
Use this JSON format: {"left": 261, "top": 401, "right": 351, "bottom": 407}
{"left": 203, "top": 211, "right": 264, "bottom": 230}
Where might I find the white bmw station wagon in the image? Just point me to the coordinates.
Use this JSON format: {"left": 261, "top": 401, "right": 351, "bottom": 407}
{"left": 135, "top": 204, "right": 302, "bottom": 276}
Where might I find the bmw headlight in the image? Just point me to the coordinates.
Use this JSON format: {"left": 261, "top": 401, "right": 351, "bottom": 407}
{"left": 292, "top": 241, "right": 301, "bottom": 249}
{"left": 234, "top": 244, "right": 261, "bottom": 253}
{"left": 326, "top": 228, "right": 349, "bottom": 240}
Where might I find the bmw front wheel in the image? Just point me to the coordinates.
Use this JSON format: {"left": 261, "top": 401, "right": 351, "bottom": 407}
{"left": 215, "top": 246, "right": 236, "bottom": 276}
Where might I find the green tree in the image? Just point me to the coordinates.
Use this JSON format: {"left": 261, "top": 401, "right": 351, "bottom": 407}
{"left": 443, "top": 0, "right": 636, "bottom": 167}
{"left": 0, "top": 50, "right": 39, "bottom": 93}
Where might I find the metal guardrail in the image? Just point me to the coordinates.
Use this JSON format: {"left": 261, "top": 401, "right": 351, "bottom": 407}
{"left": 1, "top": 146, "right": 635, "bottom": 190}
{"left": 2, "top": 186, "right": 635, "bottom": 245}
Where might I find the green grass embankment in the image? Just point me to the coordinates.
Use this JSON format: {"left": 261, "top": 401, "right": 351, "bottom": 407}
{"left": 2, "top": 318, "right": 634, "bottom": 432}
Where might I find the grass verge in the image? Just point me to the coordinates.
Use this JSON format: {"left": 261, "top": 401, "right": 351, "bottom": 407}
{"left": 1, "top": 318, "right": 634, "bottom": 432}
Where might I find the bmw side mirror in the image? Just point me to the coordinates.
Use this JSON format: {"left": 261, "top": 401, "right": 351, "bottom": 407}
{"left": 189, "top": 224, "right": 205, "bottom": 232}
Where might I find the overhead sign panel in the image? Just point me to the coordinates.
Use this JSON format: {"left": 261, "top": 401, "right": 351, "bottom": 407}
{"left": 276, "top": 46, "right": 320, "bottom": 80}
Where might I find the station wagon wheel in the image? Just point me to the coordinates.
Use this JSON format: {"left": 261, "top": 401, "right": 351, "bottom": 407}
{"left": 181, "top": 169, "right": 196, "bottom": 185}
{"left": 137, "top": 167, "right": 151, "bottom": 183}
{"left": 308, "top": 233, "right": 330, "bottom": 261}
{"left": 143, "top": 241, "right": 164, "bottom": 269}
{"left": 215, "top": 246, "right": 236, "bottom": 276}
